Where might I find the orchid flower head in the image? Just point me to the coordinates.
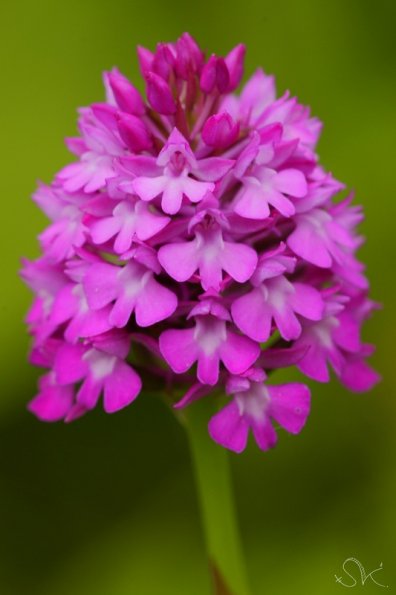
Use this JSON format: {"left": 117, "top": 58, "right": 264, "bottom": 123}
{"left": 22, "top": 33, "right": 379, "bottom": 453}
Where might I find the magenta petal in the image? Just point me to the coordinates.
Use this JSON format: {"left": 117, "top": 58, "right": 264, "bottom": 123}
{"left": 109, "top": 293, "right": 136, "bottom": 328}
{"left": 221, "top": 242, "right": 257, "bottom": 283}
{"left": 134, "top": 277, "right": 177, "bottom": 327}
{"left": 194, "top": 157, "right": 234, "bottom": 182}
{"left": 340, "top": 357, "right": 380, "bottom": 393}
{"left": 208, "top": 401, "right": 249, "bottom": 453}
{"left": 220, "top": 330, "right": 260, "bottom": 375}
{"left": 225, "top": 44, "right": 245, "bottom": 91}
{"left": 146, "top": 72, "right": 176, "bottom": 115}
{"left": 28, "top": 374, "right": 74, "bottom": 422}
{"left": 108, "top": 69, "right": 145, "bottom": 115}
{"left": 135, "top": 203, "right": 170, "bottom": 240}
{"left": 298, "top": 343, "right": 330, "bottom": 382}
{"left": 251, "top": 418, "right": 278, "bottom": 451}
{"left": 159, "top": 328, "right": 199, "bottom": 374}
{"left": 83, "top": 263, "right": 118, "bottom": 311}
{"left": 268, "top": 383, "right": 311, "bottom": 434}
{"left": 273, "top": 306, "right": 302, "bottom": 341}
{"left": 76, "top": 375, "right": 103, "bottom": 410}
{"left": 133, "top": 176, "right": 166, "bottom": 202}
{"left": 55, "top": 343, "right": 87, "bottom": 384}
{"left": 275, "top": 169, "right": 307, "bottom": 198}
{"left": 69, "top": 306, "right": 113, "bottom": 342}
{"left": 234, "top": 184, "right": 270, "bottom": 220}
{"left": 231, "top": 289, "right": 272, "bottom": 342}
{"left": 91, "top": 216, "right": 121, "bottom": 245}
{"left": 288, "top": 221, "right": 332, "bottom": 268}
{"left": 290, "top": 283, "right": 324, "bottom": 321}
{"left": 333, "top": 313, "right": 361, "bottom": 353}
{"left": 103, "top": 360, "right": 142, "bottom": 413}
{"left": 197, "top": 353, "right": 220, "bottom": 385}
{"left": 265, "top": 189, "right": 295, "bottom": 217}
{"left": 117, "top": 113, "right": 152, "bottom": 152}
{"left": 182, "top": 178, "right": 213, "bottom": 203}
{"left": 158, "top": 241, "right": 199, "bottom": 282}
{"left": 202, "top": 113, "right": 239, "bottom": 149}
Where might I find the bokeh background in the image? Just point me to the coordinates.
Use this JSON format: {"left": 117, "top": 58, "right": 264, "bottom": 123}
{"left": 0, "top": 1, "right": 395, "bottom": 593}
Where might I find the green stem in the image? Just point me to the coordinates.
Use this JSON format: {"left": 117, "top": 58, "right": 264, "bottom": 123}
{"left": 184, "top": 397, "right": 251, "bottom": 595}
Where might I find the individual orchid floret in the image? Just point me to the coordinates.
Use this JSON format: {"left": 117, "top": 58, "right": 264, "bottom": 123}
{"left": 90, "top": 197, "right": 170, "bottom": 253}
{"left": 208, "top": 369, "right": 311, "bottom": 453}
{"left": 33, "top": 183, "right": 88, "bottom": 262}
{"left": 57, "top": 110, "right": 123, "bottom": 193}
{"left": 47, "top": 260, "right": 113, "bottom": 343}
{"left": 23, "top": 33, "right": 378, "bottom": 455}
{"left": 158, "top": 208, "right": 257, "bottom": 290}
{"left": 233, "top": 132, "right": 308, "bottom": 219}
{"left": 53, "top": 332, "right": 142, "bottom": 414}
{"left": 83, "top": 247, "right": 178, "bottom": 328}
{"left": 126, "top": 128, "right": 233, "bottom": 214}
{"left": 294, "top": 290, "right": 379, "bottom": 391}
{"left": 231, "top": 244, "right": 323, "bottom": 342}
{"left": 159, "top": 300, "right": 260, "bottom": 386}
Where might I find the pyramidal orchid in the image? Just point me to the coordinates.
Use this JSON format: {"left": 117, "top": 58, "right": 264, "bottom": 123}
{"left": 22, "top": 34, "right": 379, "bottom": 595}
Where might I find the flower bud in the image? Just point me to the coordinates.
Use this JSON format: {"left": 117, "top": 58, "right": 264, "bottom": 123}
{"left": 146, "top": 72, "right": 176, "bottom": 115}
{"left": 108, "top": 69, "right": 145, "bottom": 116}
{"left": 202, "top": 112, "right": 239, "bottom": 149}
{"left": 225, "top": 44, "right": 246, "bottom": 91}
{"left": 117, "top": 113, "right": 152, "bottom": 152}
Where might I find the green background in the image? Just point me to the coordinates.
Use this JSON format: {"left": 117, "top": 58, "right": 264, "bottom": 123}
{"left": 0, "top": 1, "right": 395, "bottom": 593}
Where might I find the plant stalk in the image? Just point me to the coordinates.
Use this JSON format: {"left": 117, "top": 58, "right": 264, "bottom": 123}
{"left": 184, "top": 398, "right": 251, "bottom": 595}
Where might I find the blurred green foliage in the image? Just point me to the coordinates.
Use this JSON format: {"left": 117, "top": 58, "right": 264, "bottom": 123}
{"left": 0, "top": 0, "right": 395, "bottom": 593}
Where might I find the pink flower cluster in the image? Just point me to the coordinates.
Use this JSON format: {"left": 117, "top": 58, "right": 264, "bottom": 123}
{"left": 22, "top": 34, "right": 379, "bottom": 453}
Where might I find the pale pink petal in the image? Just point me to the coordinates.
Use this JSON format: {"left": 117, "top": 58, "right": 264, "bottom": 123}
{"left": 288, "top": 222, "right": 332, "bottom": 268}
{"left": 274, "top": 169, "right": 307, "bottom": 198}
{"left": 265, "top": 189, "right": 295, "bottom": 217}
{"left": 90, "top": 216, "right": 121, "bottom": 245}
{"left": 161, "top": 179, "right": 185, "bottom": 214}
{"left": 133, "top": 176, "right": 167, "bottom": 201}
{"left": 182, "top": 178, "right": 213, "bottom": 203}
{"left": 193, "top": 158, "right": 234, "bottom": 182}
{"left": 234, "top": 184, "right": 270, "bottom": 220}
